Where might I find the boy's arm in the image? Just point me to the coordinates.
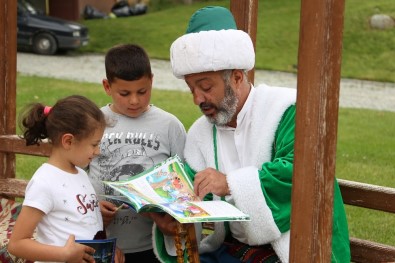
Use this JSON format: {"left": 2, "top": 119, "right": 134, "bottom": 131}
{"left": 169, "top": 118, "right": 187, "bottom": 160}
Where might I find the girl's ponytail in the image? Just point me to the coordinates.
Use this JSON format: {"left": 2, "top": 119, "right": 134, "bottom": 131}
{"left": 19, "top": 103, "right": 49, "bottom": 146}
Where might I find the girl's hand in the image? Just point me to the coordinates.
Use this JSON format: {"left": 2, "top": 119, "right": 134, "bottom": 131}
{"left": 62, "top": 235, "right": 95, "bottom": 263}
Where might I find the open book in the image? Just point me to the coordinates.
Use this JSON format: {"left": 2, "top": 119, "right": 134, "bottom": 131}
{"left": 103, "top": 155, "right": 250, "bottom": 223}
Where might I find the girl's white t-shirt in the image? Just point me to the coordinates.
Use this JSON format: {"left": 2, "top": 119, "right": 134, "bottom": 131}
{"left": 23, "top": 163, "right": 103, "bottom": 249}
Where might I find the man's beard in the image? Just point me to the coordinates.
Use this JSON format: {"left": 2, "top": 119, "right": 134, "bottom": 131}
{"left": 200, "top": 84, "right": 238, "bottom": 126}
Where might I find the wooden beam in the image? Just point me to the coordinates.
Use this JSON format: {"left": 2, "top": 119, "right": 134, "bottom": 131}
{"left": 339, "top": 179, "right": 395, "bottom": 213}
{"left": 0, "top": 135, "right": 52, "bottom": 157}
{"left": 290, "top": 0, "right": 345, "bottom": 262}
{"left": 230, "top": 0, "right": 258, "bottom": 84}
{"left": 349, "top": 237, "right": 395, "bottom": 263}
{"left": 0, "top": 178, "right": 28, "bottom": 199}
{"left": 0, "top": 0, "right": 17, "bottom": 180}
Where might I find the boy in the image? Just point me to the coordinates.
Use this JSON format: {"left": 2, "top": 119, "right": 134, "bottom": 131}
{"left": 88, "top": 44, "right": 186, "bottom": 262}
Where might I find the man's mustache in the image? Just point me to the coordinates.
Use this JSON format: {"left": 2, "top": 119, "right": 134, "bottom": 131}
{"left": 199, "top": 102, "right": 216, "bottom": 111}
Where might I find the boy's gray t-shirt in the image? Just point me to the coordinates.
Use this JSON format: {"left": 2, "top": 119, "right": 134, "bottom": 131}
{"left": 88, "top": 104, "right": 186, "bottom": 253}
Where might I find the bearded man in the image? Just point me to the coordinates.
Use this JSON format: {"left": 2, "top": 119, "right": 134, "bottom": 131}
{"left": 150, "top": 6, "right": 350, "bottom": 263}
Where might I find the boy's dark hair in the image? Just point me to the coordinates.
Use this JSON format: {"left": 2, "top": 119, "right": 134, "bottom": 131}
{"left": 105, "top": 44, "right": 152, "bottom": 84}
{"left": 20, "top": 95, "right": 106, "bottom": 146}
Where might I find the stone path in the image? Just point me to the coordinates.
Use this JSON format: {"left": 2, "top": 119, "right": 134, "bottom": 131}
{"left": 17, "top": 52, "right": 395, "bottom": 112}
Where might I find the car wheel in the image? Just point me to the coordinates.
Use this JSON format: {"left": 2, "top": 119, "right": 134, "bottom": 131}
{"left": 33, "top": 33, "right": 57, "bottom": 55}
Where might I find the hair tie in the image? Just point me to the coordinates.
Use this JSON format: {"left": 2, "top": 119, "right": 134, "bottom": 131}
{"left": 43, "top": 106, "right": 52, "bottom": 116}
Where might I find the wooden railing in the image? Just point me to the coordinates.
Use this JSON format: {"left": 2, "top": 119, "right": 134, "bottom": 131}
{"left": 0, "top": 135, "right": 51, "bottom": 199}
{"left": 338, "top": 179, "right": 395, "bottom": 262}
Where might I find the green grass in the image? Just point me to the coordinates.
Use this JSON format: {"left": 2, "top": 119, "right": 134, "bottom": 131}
{"left": 336, "top": 109, "right": 395, "bottom": 187}
{"left": 78, "top": 0, "right": 395, "bottom": 82}
{"left": 15, "top": 75, "right": 395, "bottom": 246}
{"left": 336, "top": 108, "right": 395, "bottom": 246}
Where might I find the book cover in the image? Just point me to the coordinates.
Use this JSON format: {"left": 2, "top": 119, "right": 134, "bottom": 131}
{"left": 76, "top": 238, "right": 116, "bottom": 263}
{"left": 103, "top": 155, "right": 250, "bottom": 223}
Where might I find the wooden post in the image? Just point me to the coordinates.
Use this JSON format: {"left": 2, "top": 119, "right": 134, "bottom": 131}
{"left": 290, "top": 0, "right": 345, "bottom": 262}
{"left": 175, "top": 222, "right": 200, "bottom": 263}
{"left": 0, "top": 0, "right": 17, "bottom": 180}
{"left": 230, "top": 0, "right": 258, "bottom": 84}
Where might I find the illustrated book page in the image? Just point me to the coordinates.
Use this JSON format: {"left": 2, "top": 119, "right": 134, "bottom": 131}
{"left": 103, "top": 155, "right": 250, "bottom": 223}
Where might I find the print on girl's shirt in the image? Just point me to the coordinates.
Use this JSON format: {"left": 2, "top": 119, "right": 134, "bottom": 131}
{"left": 76, "top": 193, "right": 100, "bottom": 214}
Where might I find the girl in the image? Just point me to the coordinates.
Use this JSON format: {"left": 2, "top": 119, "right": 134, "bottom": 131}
{"left": 8, "top": 95, "right": 112, "bottom": 262}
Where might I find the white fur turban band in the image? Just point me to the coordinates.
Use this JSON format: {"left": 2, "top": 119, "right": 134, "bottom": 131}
{"left": 170, "top": 6, "right": 255, "bottom": 79}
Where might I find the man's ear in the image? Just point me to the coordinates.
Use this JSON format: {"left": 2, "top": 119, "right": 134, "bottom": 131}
{"left": 232, "top": 70, "right": 245, "bottom": 87}
{"left": 61, "top": 133, "right": 74, "bottom": 150}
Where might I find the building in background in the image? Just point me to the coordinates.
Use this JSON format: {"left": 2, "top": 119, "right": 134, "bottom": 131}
{"left": 28, "top": 0, "right": 118, "bottom": 21}
{"left": 50, "top": 0, "right": 117, "bottom": 21}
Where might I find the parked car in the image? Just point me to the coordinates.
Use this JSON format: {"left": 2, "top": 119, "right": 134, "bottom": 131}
{"left": 17, "top": 0, "right": 89, "bottom": 55}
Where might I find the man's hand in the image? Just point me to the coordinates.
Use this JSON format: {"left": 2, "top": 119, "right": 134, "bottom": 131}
{"left": 149, "top": 213, "right": 177, "bottom": 236}
{"left": 99, "top": 200, "right": 122, "bottom": 227}
{"left": 194, "top": 168, "right": 230, "bottom": 200}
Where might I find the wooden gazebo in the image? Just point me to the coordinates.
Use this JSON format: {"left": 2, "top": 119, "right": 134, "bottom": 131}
{"left": 1, "top": 0, "right": 394, "bottom": 262}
